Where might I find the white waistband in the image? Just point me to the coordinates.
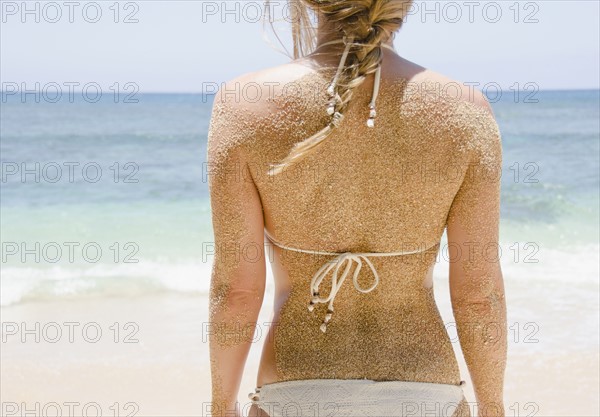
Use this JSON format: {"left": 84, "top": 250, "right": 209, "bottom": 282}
{"left": 249, "top": 378, "right": 466, "bottom": 417}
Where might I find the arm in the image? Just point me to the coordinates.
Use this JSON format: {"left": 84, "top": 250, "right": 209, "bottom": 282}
{"left": 446, "top": 100, "right": 507, "bottom": 417}
{"left": 207, "top": 87, "right": 266, "bottom": 416}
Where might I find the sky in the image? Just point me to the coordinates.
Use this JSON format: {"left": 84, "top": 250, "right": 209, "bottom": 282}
{"left": 1, "top": 0, "right": 599, "bottom": 92}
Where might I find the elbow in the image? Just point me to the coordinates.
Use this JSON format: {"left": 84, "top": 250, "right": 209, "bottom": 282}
{"left": 208, "top": 284, "right": 265, "bottom": 348}
{"left": 450, "top": 267, "right": 505, "bottom": 314}
{"left": 225, "top": 286, "right": 265, "bottom": 308}
{"left": 209, "top": 280, "right": 265, "bottom": 317}
{"left": 209, "top": 257, "right": 266, "bottom": 301}
{"left": 451, "top": 284, "right": 506, "bottom": 323}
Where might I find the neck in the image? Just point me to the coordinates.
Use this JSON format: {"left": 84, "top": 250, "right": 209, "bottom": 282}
{"left": 314, "top": 15, "right": 395, "bottom": 52}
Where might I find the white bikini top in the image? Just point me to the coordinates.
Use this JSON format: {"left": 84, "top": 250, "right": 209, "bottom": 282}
{"left": 265, "top": 40, "right": 430, "bottom": 333}
{"left": 264, "top": 228, "right": 440, "bottom": 333}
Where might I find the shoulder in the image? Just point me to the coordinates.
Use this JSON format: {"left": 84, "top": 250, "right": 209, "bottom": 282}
{"left": 211, "top": 62, "right": 318, "bottom": 114}
{"left": 393, "top": 61, "right": 502, "bottom": 165}
{"left": 208, "top": 61, "right": 329, "bottom": 137}
{"left": 387, "top": 55, "right": 495, "bottom": 119}
{"left": 416, "top": 70, "right": 502, "bottom": 168}
{"left": 404, "top": 63, "right": 498, "bottom": 132}
{"left": 400, "top": 62, "right": 495, "bottom": 117}
{"left": 207, "top": 62, "right": 320, "bottom": 159}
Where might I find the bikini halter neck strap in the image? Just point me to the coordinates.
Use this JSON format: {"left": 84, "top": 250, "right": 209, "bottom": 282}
{"left": 314, "top": 37, "right": 395, "bottom": 128}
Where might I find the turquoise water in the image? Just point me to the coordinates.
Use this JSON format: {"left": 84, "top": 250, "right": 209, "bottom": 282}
{"left": 1, "top": 90, "right": 598, "bottom": 305}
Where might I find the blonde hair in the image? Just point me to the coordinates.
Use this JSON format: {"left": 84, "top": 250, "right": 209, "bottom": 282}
{"left": 266, "top": 0, "right": 413, "bottom": 176}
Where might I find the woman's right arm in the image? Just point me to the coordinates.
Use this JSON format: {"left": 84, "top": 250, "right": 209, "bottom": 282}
{"left": 446, "top": 98, "right": 507, "bottom": 417}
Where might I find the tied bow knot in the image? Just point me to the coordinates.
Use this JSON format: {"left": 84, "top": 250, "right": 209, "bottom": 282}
{"left": 307, "top": 252, "right": 380, "bottom": 333}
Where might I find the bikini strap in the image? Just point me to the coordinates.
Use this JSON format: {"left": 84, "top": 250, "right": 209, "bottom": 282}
{"left": 264, "top": 228, "right": 434, "bottom": 257}
{"left": 315, "top": 38, "right": 393, "bottom": 128}
{"left": 264, "top": 228, "right": 440, "bottom": 333}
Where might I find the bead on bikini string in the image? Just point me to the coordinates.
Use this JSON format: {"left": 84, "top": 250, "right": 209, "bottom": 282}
{"left": 367, "top": 104, "right": 377, "bottom": 128}
{"left": 329, "top": 111, "right": 344, "bottom": 128}
{"left": 308, "top": 288, "right": 335, "bottom": 333}
{"left": 307, "top": 290, "right": 319, "bottom": 312}
{"left": 322, "top": 36, "right": 383, "bottom": 129}
{"left": 247, "top": 387, "right": 261, "bottom": 402}
{"left": 326, "top": 89, "right": 339, "bottom": 116}
{"left": 329, "top": 50, "right": 382, "bottom": 128}
{"left": 320, "top": 308, "right": 334, "bottom": 333}
{"left": 367, "top": 65, "right": 382, "bottom": 128}
{"left": 325, "top": 36, "right": 353, "bottom": 124}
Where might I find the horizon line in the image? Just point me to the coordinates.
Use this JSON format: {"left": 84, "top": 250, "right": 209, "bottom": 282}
{"left": 1, "top": 87, "right": 599, "bottom": 95}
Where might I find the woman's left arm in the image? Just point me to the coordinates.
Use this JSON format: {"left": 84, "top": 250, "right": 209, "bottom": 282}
{"left": 206, "top": 86, "right": 266, "bottom": 416}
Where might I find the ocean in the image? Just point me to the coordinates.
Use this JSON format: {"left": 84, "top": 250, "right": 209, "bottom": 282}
{"left": 1, "top": 89, "right": 598, "bottom": 307}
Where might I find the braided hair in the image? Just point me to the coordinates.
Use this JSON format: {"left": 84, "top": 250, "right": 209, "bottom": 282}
{"left": 268, "top": 0, "right": 413, "bottom": 176}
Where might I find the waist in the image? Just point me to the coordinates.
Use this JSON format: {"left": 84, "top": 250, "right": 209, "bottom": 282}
{"left": 249, "top": 378, "right": 467, "bottom": 417}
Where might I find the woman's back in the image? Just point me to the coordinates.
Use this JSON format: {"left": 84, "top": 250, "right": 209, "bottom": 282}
{"left": 208, "top": 50, "right": 502, "bottom": 390}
